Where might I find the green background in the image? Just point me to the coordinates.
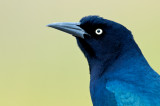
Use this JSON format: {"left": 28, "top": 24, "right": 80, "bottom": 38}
{"left": 0, "top": 0, "right": 160, "bottom": 106}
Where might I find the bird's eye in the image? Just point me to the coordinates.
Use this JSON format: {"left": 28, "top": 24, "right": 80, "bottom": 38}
{"left": 95, "top": 28, "right": 103, "bottom": 35}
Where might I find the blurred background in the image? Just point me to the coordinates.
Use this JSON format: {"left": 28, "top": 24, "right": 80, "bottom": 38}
{"left": 0, "top": 0, "right": 160, "bottom": 106}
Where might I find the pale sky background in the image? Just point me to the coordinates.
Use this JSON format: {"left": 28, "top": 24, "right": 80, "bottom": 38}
{"left": 0, "top": 0, "right": 160, "bottom": 106}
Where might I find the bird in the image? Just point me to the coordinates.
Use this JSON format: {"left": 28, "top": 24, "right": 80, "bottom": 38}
{"left": 47, "top": 16, "right": 160, "bottom": 106}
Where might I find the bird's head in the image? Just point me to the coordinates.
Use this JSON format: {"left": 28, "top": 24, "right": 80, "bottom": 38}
{"left": 47, "top": 16, "right": 134, "bottom": 62}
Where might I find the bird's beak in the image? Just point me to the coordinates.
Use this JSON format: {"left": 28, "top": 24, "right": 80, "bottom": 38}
{"left": 47, "top": 22, "right": 89, "bottom": 39}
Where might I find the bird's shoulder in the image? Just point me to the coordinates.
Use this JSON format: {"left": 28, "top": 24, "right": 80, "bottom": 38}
{"left": 106, "top": 80, "right": 160, "bottom": 106}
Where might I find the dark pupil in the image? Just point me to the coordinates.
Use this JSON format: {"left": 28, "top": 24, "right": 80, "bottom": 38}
{"left": 97, "top": 30, "right": 100, "bottom": 33}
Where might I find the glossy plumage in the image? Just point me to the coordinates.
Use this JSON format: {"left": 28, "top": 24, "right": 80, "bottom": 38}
{"left": 48, "top": 16, "right": 160, "bottom": 106}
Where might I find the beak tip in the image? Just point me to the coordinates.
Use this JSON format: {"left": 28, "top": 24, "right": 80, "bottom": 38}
{"left": 46, "top": 24, "right": 52, "bottom": 27}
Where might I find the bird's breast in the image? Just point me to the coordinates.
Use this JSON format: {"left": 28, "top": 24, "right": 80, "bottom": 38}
{"left": 90, "top": 78, "right": 117, "bottom": 106}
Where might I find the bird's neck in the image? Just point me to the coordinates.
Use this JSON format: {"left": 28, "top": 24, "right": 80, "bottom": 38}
{"left": 88, "top": 52, "right": 120, "bottom": 80}
{"left": 88, "top": 40, "right": 145, "bottom": 80}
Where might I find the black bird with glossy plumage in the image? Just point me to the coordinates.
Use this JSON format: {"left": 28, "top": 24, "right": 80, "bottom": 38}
{"left": 47, "top": 16, "right": 160, "bottom": 106}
